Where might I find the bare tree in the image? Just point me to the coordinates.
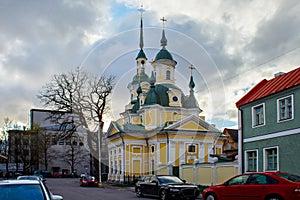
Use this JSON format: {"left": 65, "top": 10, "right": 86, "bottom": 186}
{"left": 60, "top": 139, "right": 88, "bottom": 176}
{"left": 38, "top": 67, "right": 115, "bottom": 177}
{"left": 1, "top": 118, "right": 12, "bottom": 173}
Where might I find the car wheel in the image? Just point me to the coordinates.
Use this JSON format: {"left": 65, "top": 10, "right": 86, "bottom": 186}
{"left": 160, "top": 190, "right": 168, "bottom": 200}
{"left": 136, "top": 187, "right": 143, "bottom": 198}
{"left": 266, "top": 195, "right": 283, "bottom": 200}
{"left": 206, "top": 193, "right": 218, "bottom": 200}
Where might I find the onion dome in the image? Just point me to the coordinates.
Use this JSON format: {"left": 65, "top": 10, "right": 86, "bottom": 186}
{"left": 184, "top": 75, "right": 199, "bottom": 108}
{"left": 131, "top": 70, "right": 149, "bottom": 85}
{"left": 144, "top": 71, "right": 160, "bottom": 105}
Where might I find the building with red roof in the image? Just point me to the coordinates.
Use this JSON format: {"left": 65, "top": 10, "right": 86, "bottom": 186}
{"left": 236, "top": 67, "right": 300, "bottom": 174}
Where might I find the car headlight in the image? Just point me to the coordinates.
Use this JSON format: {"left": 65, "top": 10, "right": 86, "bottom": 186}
{"left": 170, "top": 188, "right": 180, "bottom": 192}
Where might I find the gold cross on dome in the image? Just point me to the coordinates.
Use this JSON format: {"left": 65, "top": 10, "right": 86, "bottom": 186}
{"left": 189, "top": 64, "right": 195, "bottom": 76}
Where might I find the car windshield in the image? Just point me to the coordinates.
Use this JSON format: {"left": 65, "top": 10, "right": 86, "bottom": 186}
{"left": 84, "top": 175, "right": 95, "bottom": 181}
{"left": 276, "top": 173, "right": 300, "bottom": 182}
{"left": 0, "top": 184, "right": 45, "bottom": 200}
{"left": 17, "top": 176, "right": 39, "bottom": 180}
{"left": 158, "top": 176, "right": 183, "bottom": 184}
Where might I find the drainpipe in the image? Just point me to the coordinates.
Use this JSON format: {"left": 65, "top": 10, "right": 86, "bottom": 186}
{"left": 145, "top": 138, "right": 149, "bottom": 175}
{"left": 238, "top": 109, "right": 243, "bottom": 174}
{"left": 165, "top": 131, "right": 171, "bottom": 175}
{"left": 119, "top": 132, "right": 125, "bottom": 183}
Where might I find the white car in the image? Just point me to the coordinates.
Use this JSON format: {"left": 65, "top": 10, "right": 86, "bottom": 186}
{"left": 0, "top": 179, "right": 63, "bottom": 200}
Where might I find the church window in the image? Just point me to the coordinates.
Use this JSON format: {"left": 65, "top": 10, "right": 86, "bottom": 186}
{"left": 151, "top": 145, "right": 155, "bottom": 153}
{"left": 151, "top": 160, "right": 155, "bottom": 175}
{"left": 188, "top": 144, "right": 196, "bottom": 153}
{"left": 114, "top": 161, "right": 117, "bottom": 174}
{"left": 172, "top": 96, "right": 178, "bottom": 102}
{"left": 166, "top": 70, "right": 171, "bottom": 80}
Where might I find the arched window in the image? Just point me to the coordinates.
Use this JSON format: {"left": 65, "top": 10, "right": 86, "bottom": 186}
{"left": 166, "top": 70, "right": 171, "bottom": 80}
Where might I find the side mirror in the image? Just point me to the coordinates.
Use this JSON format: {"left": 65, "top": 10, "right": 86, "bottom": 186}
{"left": 223, "top": 182, "right": 229, "bottom": 186}
{"left": 52, "top": 195, "right": 63, "bottom": 200}
{"left": 182, "top": 180, "right": 186, "bottom": 183}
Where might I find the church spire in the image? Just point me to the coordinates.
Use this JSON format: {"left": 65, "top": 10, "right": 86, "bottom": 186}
{"left": 188, "top": 65, "right": 195, "bottom": 89}
{"left": 184, "top": 64, "right": 199, "bottom": 109}
{"left": 138, "top": 5, "right": 145, "bottom": 49}
{"left": 136, "top": 5, "right": 147, "bottom": 60}
{"left": 160, "top": 17, "right": 167, "bottom": 47}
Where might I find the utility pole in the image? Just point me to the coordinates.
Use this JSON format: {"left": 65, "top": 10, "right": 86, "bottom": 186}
{"left": 98, "top": 121, "right": 104, "bottom": 187}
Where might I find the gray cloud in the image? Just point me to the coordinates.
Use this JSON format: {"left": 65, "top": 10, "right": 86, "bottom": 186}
{"left": 0, "top": 0, "right": 299, "bottom": 130}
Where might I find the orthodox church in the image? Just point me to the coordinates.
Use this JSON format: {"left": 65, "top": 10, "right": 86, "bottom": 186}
{"left": 106, "top": 13, "right": 225, "bottom": 183}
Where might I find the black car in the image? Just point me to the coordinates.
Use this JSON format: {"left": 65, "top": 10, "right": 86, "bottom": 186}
{"left": 135, "top": 175, "right": 199, "bottom": 200}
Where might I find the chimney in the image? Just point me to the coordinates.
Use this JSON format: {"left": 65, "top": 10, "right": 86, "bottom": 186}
{"left": 274, "top": 72, "right": 285, "bottom": 77}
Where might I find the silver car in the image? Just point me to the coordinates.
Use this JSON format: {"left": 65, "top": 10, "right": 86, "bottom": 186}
{"left": 0, "top": 179, "right": 63, "bottom": 200}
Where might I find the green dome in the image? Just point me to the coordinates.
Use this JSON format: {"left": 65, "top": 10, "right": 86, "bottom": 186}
{"left": 131, "top": 72, "right": 149, "bottom": 84}
{"left": 155, "top": 47, "right": 174, "bottom": 61}
{"left": 183, "top": 90, "right": 199, "bottom": 108}
{"left": 144, "top": 85, "right": 160, "bottom": 105}
{"left": 143, "top": 83, "right": 185, "bottom": 107}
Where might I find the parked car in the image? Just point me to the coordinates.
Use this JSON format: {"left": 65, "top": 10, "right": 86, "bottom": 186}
{"left": 135, "top": 175, "right": 200, "bottom": 200}
{"left": 0, "top": 179, "right": 63, "bottom": 200}
{"left": 80, "top": 175, "right": 98, "bottom": 187}
{"left": 202, "top": 171, "right": 300, "bottom": 200}
{"left": 34, "top": 170, "right": 52, "bottom": 178}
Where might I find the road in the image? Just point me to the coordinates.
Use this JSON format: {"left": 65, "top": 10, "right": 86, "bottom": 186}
{"left": 46, "top": 178, "right": 139, "bottom": 200}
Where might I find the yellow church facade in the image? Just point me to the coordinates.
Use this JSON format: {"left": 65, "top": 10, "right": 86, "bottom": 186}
{"left": 106, "top": 14, "right": 225, "bottom": 183}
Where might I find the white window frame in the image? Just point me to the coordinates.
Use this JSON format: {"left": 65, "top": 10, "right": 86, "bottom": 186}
{"left": 277, "top": 95, "right": 294, "bottom": 122}
{"left": 252, "top": 103, "right": 266, "bottom": 128}
{"left": 263, "top": 146, "right": 279, "bottom": 172}
{"left": 244, "top": 149, "right": 258, "bottom": 172}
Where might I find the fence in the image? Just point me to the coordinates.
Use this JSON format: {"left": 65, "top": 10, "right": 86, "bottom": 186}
{"left": 180, "top": 161, "right": 239, "bottom": 186}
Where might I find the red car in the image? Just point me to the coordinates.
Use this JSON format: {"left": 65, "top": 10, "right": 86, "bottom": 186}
{"left": 202, "top": 171, "right": 300, "bottom": 200}
{"left": 80, "top": 175, "right": 98, "bottom": 187}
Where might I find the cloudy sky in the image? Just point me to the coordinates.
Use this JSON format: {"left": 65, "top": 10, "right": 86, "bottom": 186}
{"left": 1, "top": 0, "right": 299, "bottom": 131}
